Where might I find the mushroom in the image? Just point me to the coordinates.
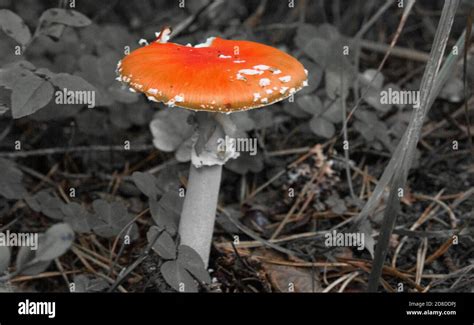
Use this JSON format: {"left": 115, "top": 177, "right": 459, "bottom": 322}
{"left": 117, "top": 27, "right": 308, "bottom": 267}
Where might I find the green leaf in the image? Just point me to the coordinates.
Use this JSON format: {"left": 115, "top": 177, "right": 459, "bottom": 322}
{"left": 5, "top": 60, "right": 35, "bottom": 71}
{"left": 147, "top": 226, "right": 176, "bottom": 260}
{"left": 76, "top": 52, "right": 120, "bottom": 106}
{"left": 301, "top": 37, "right": 330, "bottom": 66}
{"left": 35, "top": 223, "right": 75, "bottom": 262}
{"left": 89, "top": 199, "right": 136, "bottom": 238}
{"left": 225, "top": 151, "right": 264, "bottom": 175}
{"left": 309, "top": 116, "right": 335, "bottom": 138}
{"left": 248, "top": 109, "right": 274, "bottom": 129}
{"left": 283, "top": 101, "right": 309, "bottom": 118}
{"left": 0, "top": 67, "right": 28, "bottom": 90}
{"left": 60, "top": 202, "right": 91, "bottom": 233}
{"left": 0, "top": 9, "right": 31, "bottom": 46}
{"left": 230, "top": 111, "right": 256, "bottom": 132}
{"left": 363, "top": 87, "right": 389, "bottom": 112}
{"left": 296, "top": 95, "right": 323, "bottom": 115}
{"left": 149, "top": 192, "right": 183, "bottom": 234}
{"left": 321, "top": 99, "right": 343, "bottom": 123}
{"left": 294, "top": 24, "right": 319, "bottom": 50}
{"left": 149, "top": 109, "right": 194, "bottom": 152}
{"left": 24, "top": 195, "right": 41, "bottom": 212}
{"left": 39, "top": 23, "right": 65, "bottom": 41}
{"left": 177, "top": 245, "right": 211, "bottom": 284}
{"left": 50, "top": 73, "right": 97, "bottom": 93}
{"left": 49, "top": 72, "right": 99, "bottom": 108}
{"left": 16, "top": 243, "right": 51, "bottom": 276}
{"left": 131, "top": 172, "right": 160, "bottom": 199}
{"left": 100, "top": 24, "right": 136, "bottom": 52}
{"left": 11, "top": 73, "right": 54, "bottom": 119}
{"left": 360, "top": 69, "right": 384, "bottom": 89}
{"left": 160, "top": 260, "right": 198, "bottom": 292}
{"left": 72, "top": 275, "right": 108, "bottom": 293}
{"left": 325, "top": 68, "right": 351, "bottom": 100}
{"left": 78, "top": 52, "right": 118, "bottom": 87}
{"left": 39, "top": 9, "right": 91, "bottom": 27}
{"left": 14, "top": 223, "right": 74, "bottom": 277}
{"left": 29, "top": 190, "right": 66, "bottom": 220}
{"left": 0, "top": 159, "right": 27, "bottom": 200}
{"left": 0, "top": 62, "right": 36, "bottom": 90}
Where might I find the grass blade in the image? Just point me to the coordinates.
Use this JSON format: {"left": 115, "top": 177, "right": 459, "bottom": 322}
{"left": 363, "top": 0, "right": 461, "bottom": 292}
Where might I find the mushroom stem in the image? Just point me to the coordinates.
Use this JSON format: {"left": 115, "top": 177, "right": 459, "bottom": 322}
{"left": 213, "top": 113, "right": 237, "bottom": 136}
{"left": 179, "top": 112, "right": 237, "bottom": 267}
{"left": 179, "top": 163, "right": 222, "bottom": 267}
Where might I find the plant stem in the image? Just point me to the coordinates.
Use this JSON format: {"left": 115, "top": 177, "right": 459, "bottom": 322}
{"left": 179, "top": 162, "right": 222, "bottom": 268}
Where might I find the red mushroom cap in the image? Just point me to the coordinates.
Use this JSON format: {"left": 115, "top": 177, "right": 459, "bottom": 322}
{"left": 118, "top": 35, "right": 308, "bottom": 112}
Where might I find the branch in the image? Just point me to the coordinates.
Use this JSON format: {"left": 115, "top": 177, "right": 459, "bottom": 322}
{"left": 0, "top": 144, "right": 154, "bottom": 158}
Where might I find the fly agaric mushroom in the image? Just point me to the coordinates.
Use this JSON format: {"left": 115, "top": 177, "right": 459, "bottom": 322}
{"left": 117, "top": 27, "right": 308, "bottom": 267}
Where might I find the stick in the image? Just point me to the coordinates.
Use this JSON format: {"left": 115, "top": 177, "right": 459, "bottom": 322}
{"left": 0, "top": 144, "right": 154, "bottom": 158}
